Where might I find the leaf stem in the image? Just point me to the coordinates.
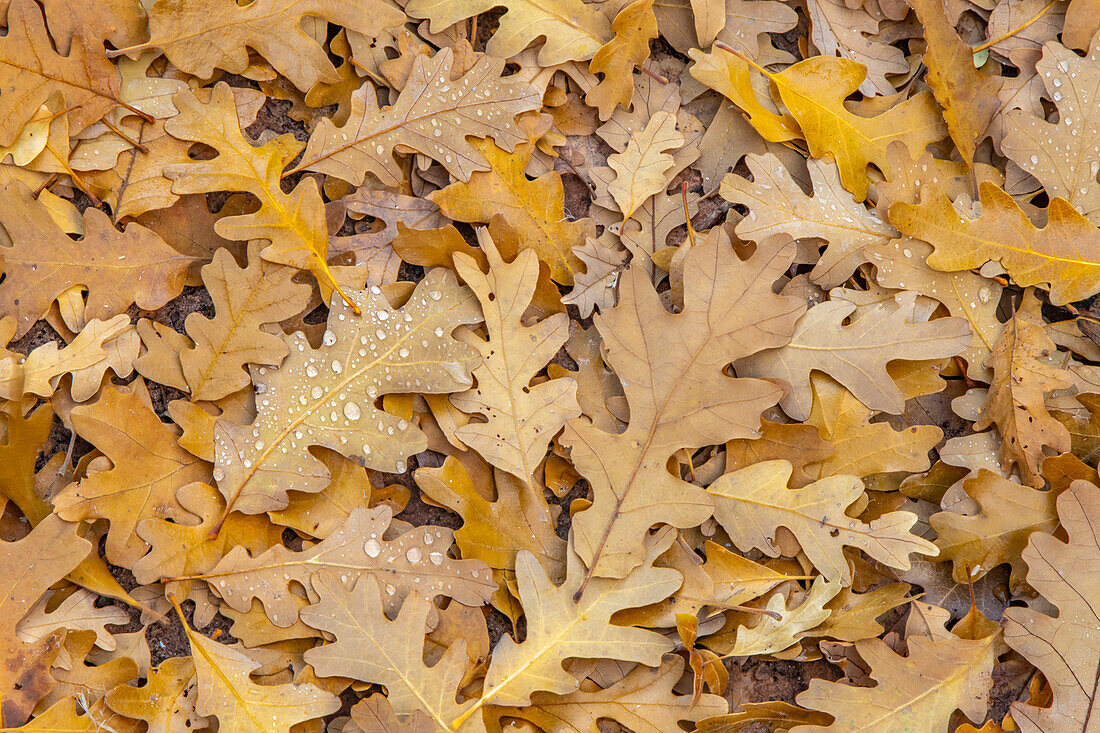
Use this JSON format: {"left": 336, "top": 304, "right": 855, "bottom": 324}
{"left": 972, "top": 0, "right": 1059, "bottom": 54}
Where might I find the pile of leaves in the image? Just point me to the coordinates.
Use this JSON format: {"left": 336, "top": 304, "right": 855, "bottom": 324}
{"left": 4, "top": 0, "right": 1100, "bottom": 730}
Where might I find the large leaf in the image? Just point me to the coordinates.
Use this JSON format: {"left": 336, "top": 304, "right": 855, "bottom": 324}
{"left": 563, "top": 234, "right": 803, "bottom": 578}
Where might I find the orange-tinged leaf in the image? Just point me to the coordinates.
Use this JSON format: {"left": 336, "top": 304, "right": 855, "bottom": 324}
{"left": 587, "top": 0, "right": 658, "bottom": 120}
{"left": 908, "top": 0, "right": 1002, "bottom": 166}
{"left": 890, "top": 182, "right": 1100, "bottom": 305}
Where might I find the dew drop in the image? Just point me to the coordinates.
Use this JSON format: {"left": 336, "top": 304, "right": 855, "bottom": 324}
{"left": 364, "top": 539, "right": 382, "bottom": 557}
{"left": 311, "top": 386, "right": 324, "bottom": 399}
{"left": 331, "top": 360, "right": 343, "bottom": 374}
{"left": 322, "top": 329, "right": 337, "bottom": 346}
{"left": 344, "top": 401, "right": 362, "bottom": 420}
{"left": 406, "top": 547, "right": 422, "bottom": 563}
{"left": 305, "top": 364, "right": 318, "bottom": 378}
{"left": 429, "top": 552, "right": 444, "bottom": 565}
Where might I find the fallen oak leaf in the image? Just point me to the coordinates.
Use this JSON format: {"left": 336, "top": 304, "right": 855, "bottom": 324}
{"left": 890, "top": 182, "right": 1100, "bottom": 305}
{"left": 180, "top": 243, "right": 312, "bottom": 402}
{"left": 587, "top": 0, "right": 658, "bottom": 121}
{"left": 0, "top": 181, "right": 197, "bottom": 338}
{"left": 302, "top": 571, "right": 486, "bottom": 732}
{"left": 110, "top": 0, "right": 404, "bottom": 92}
{"left": 210, "top": 268, "right": 480, "bottom": 521}
{"left": 606, "top": 109, "right": 685, "bottom": 219}
{"left": 163, "top": 83, "right": 357, "bottom": 312}
{"left": 290, "top": 48, "right": 541, "bottom": 187}
{"left": 194, "top": 505, "right": 496, "bottom": 627}
{"left": 563, "top": 234, "right": 803, "bottom": 579}
{"left": 707, "top": 460, "right": 938, "bottom": 584}
{"left": 170, "top": 596, "right": 341, "bottom": 733}
{"left": 738, "top": 291, "right": 971, "bottom": 420}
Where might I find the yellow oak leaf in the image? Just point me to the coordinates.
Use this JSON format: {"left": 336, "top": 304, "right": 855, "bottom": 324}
{"left": 890, "top": 182, "right": 1100, "bottom": 305}
{"left": 0, "top": 0, "right": 128, "bottom": 147}
{"left": 0, "top": 515, "right": 91, "bottom": 727}
{"left": 115, "top": 0, "right": 404, "bottom": 92}
{"left": 163, "top": 83, "right": 354, "bottom": 309}
{"left": 210, "top": 268, "right": 480, "bottom": 520}
{"left": 429, "top": 138, "right": 593, "bottom": 285}
{"left": 292, "top": 48, "right": 541, "bottom": 187}
{"left": 406, "top": 0, "right": 610, "bottom": 65}
{"left": 1004, "top": 480, "right": 1100, "bottom": 733}
{"left": 931, "top": 469, "right": 1061, "bottom": 587}
{"left": 200, "top": 506, "right": 496, "bottom": 627}
{"left": 53, "top": 380, "right": 212, "bottom": 566}
{"left": 180, "top": 607, "right": 341, "bottom": 732}
{"left": 451, "top": 231, "right": 580, "bottom": 484}
{"left": 738, "top": 291, "right": 971, "bottom": 420}
{"left": 976, "top": 291, "right": 1072, "bottom": 486}
{"left": 688, "top": 46, "right": 801, "bottom": 143}
{"left": 908, "top": 0, "right": 1002, "bottom": 166}
{"left": 587, "top": 0, "right": 658, "bottom": 120}
{"left": 16, "top": 315, "right": 138, "bottom": 402}
{"left": 303, "top": 571, "right": 486, "bottom": 732}
{"left": 106, "top": 656, "right": 202, "bottom": 733}
{"left": 708, "top": 460, "right": 937, "bottom": 584}
{"left": 181, "top": 243, "right": 311, "bottom": 402}
{"left": 564, "top": 236, "right": 803, "bottom": 578}
{"left": 792, "top": 634, "right": 998, "bottom": 731}
{"left": 0, "top": 181, "right": 197, "bottom": 338}
{"left": 606, "top": 109, "right": 685, "bottom": 219}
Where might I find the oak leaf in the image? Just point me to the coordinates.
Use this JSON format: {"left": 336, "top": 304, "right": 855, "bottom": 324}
{"left": 18, "top": 315, "right": 139, "bottom": 402}
{"left": 451, "top": 232, "right": 581, "bottom": 485}
{"left": 738, "top": 291, "right": 971, "bottom": 420}
{"left": 587, "top": 0, "right": 658, "bottom": 120}
{"left": 122, "top": 0, "right": 404, "bottom": 92}
{"left": 0, "top": 0, "right": 126, "bottom": 147}
{"left": 180, "top": 243, "right": 311, "bottom": 402}
{"left": 708, "top": 460, "right": 937, "bottom": 584}
{"left": 722, "top": 154, "right": 896, "bottom": 287}
{"left": 976, "top": 292, "right": 1072, "bottom": 486}
{"left": 931, "top": 470, "right": 1060, "bottom": 587}
{"left": 53, "top": 380, "right": 212, "bottom": 566}
{"left": 726, "top": 54, "right": 947, "bottom": 199}
{"left": 406, "top": 0, "right": 610, "bottom": 65}
{"left": 105, "top": 656, "right": 203, "bottom": 733}
{"left": 1003, "top": 40, "right": 1100, "bottom": 224}
{"left": 211, "top": 268, "right": 480, "bottom": 517}
{"left": 454, "top": 529, "right": 680, "bottom": 725}
{"left": 163, "top": 83, "right": 352, "bottom": 307}
{"left": 0, "top": 515, "right": 92, "bottom": 727}
{"left": 293, "top": 49, "right": 540, "bottom": 187}
{"left": 0, "top": 181, "right": 196, "bottom": 338}
{"left": 302, "top": 571, "right": 486, "bottom": 732}
{"left": 707, "top": 576, "right": 842, "bottom": 657}
{"left": 688, "top": 47, "right": 800, "bottom": 143}
{"left": 1004, "top": 480, "right": 1100, "bottom": 733}
{"left": 606, "top": 109, "right": 685, "bottom": 219}
{"left": 792, "top": 634, "right": 998, "bottom": 731}
{"left": 890, "top": 182, "right": 1100, "bottom": 305}
{"left": 908, "top": 0, "right": 1001, "bottom": 166}
{"left": 807, "top": 0, "right": 908, "bottom": 97}
{"left": 563, "top": 236, "right": 803, "bottom": 578}
{"left": 202, "top": 505, "right": 496, "bottom": 626}
{"left": 181, "top": 608, "right": 341, "bottom": 732}
{"left": 429, "top": 138, "right": 593, "bottom": 284}
{"left": 487, "top": 657, "right": 726, "bottom": 732}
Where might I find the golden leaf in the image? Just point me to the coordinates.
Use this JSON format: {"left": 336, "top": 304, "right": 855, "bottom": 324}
{"left": 708, "top": 460, "right": 937, "bottom": 584}
{"left": 890, "top": 182, "right": 1100, "bottom": 305}
{"left": 739, "top": 292, "right": 971, "bottom": 420}
{"left": 587, "top": 0, "right": 658, "bottom": 120}
{"left": 976, "top": 291, "right": 1072, "bottom": 486}
{"left": 429, "top": 138, "right": 593, "bottom": 284}
{"left": 451, "top": 231, "right": 580, "bottom": 484}
{"left": 793, "top": 634, "right": 998, "bottom": 731}
{"left": 199, "top": 505, "right": 496, "bottom": 627}
{"left": 1004, "top": 480, "right": 1100, "bottom": 733}
{"left": 564, "top": 236, "right": 803, "bottom": 578}
{"left": 606, "top": 109, "right": 685, "bottom": 219}
{"left": 406, "top": 0, "right": 610, "bottom": 65}
{"left": 181, "top": 244, "right": 311, "bottom": 402}
{"left": 0, "top": 182, "right": 196, "bottom": 338}
{"left": 163, "top": 83, "right": 353, "bottom": 308}
{"left": 211, "top": 268, "right": 480, "bottom": 518}
{"left": 302, "top": 571, "right": 485, "bottom": 732}
{"left": 292, "top": 48, "right": 541, "bottom": 187}
{"left": 116, "top": 0, "right": 404, "bottom": 91}
{"left": 106, "top": 656, "right": 202, "bottom": 733}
